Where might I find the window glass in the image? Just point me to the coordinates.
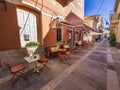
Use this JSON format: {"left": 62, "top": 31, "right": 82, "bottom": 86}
{"left": 57, "top": 28, "right": 62, "bottom": 41}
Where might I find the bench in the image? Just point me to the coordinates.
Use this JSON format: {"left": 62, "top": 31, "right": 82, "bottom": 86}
{"left": 46, "top": 46, "right": 59, "bottom": 59}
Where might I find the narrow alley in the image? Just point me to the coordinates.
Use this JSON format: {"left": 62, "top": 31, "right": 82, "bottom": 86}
{"left": 40, "top": 38, "right": 120, "bottom": 90}
{"left": 0, "top": 0, "right": 120, "bottom": 90}
{"left": 0, "top": 38, "right": 120, "bottom": 90}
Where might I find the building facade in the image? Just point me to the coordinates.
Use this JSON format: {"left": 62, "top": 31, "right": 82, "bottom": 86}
{"left": 0, "top": 0, "right": 84, "bottom": 51}
{"left": 0, "top": 0, "right": 84, "bottom": 69}
{"left": 110, "top": 0, "right": 120, "bottom": 48}
{"left": 84, "top": 15, "right": 103, "bottom": 42}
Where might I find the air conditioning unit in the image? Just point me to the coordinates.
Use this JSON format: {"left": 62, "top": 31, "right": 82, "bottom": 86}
{"left": 6, "top": 0, "right": 22, "bottom": 4}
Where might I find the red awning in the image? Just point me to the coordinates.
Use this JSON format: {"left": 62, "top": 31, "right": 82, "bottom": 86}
{"left": 82, "top": 24, "right": 98, "bottom": 32}
{"left": 56, "top": 0, "right": 74, "bottom": 7}
{"left": 65, "top": 12, "right": 83, "bottom": 25}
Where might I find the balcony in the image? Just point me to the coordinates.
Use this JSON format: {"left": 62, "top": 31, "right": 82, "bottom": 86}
{"left": 110, "top": 13, "right": 120, "bottom": 24}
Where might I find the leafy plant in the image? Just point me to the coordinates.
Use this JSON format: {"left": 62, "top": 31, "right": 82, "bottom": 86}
{"left": 26, "top": 41, "right": 39, "bottom": 47}
{"left": 109, "top": 32, "right": 116, "bottom": 44}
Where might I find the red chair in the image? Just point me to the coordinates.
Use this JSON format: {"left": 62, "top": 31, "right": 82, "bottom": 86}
{"left": 38, "top": 57, "right": 49, "bottom": 69}
{"left": 58, "top": 53, "right": 67, "bottom": 61}
{"left": 3, "top": 60, "right": 27, "bottom": 87}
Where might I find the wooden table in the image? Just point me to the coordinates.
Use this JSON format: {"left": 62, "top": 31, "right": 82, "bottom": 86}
{"left": 58, "top": 49, "right": 67, "bottom": 53}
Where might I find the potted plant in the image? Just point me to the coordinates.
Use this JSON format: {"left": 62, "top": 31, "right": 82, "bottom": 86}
{"left": 109, "top": 32, "right": 116, "bottom": 47}
{"left": 26, "top": 41, "right": 39, "bottom": 56}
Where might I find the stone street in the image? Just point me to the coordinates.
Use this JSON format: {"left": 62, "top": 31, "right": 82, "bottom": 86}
{"left": 0, "top": 38, "right": 120, "bottom": 90}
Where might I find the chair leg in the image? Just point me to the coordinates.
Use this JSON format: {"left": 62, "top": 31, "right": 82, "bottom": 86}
{"left": 60, "top": 56, "right": 66, "bottom": 62}
{"left": 10, "top": 74, "right": 16, "bottom": 81}
{"left": 11, "top": 71, "right": 27, "bottom": 87}
{"left": 12, "top": 75, "right": 20, "bottom": 87}
{"left": 41, "top": 62, "right": 49, "bottom": 69}
{"left": 15, "top": 73, "right": 27, "bottom": 80}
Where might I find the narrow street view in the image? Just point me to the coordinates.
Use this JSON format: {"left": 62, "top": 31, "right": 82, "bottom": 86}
{"left": 0, "top": 0, "right": 120, "bottom": 90}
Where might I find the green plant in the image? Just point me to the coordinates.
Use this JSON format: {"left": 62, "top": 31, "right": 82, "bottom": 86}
{"left": 109, "top": 32, "right": 116, "bottom": 44}
{"left": 26, "top": 41, "right": 39, "bottom": 47}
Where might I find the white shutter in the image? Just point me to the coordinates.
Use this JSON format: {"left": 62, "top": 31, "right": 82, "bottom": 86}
{"left": 17, "top": 8, "right": 38, "bottom": 47}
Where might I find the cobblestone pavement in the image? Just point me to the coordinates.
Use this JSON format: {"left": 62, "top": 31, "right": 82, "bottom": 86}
{"left": 0, "top": 38, "right": 120, "bottom": 90}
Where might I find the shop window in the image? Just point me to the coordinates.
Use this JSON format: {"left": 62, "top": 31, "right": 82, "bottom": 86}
{"left": 57, "top": 28, "right": 62, "bottom": 41}
{"left": 56, "top": 23, "right": 63, "bottom": 42}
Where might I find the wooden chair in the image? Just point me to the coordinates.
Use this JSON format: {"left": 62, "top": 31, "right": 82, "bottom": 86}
{"left": 3, "top": 60, "right": 27, "bottom": 87}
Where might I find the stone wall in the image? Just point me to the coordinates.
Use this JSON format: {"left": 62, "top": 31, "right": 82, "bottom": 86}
{"left": 0, "top": 46, "right": 46, "bottom": 70}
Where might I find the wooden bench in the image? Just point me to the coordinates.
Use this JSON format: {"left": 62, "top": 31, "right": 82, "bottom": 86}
{"left": 46, "top": 46, "right": 59, "bottom": 59}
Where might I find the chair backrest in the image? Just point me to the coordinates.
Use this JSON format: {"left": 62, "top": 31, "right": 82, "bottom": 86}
{"left": 3, "top": 60, "right": 11, "bottom": 70}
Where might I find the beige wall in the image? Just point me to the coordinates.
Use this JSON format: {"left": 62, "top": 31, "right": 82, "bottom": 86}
{"left": 116, "top": 2, "right": 120, "bottom": 13}
{"left": 116, "top": 23, "right": 120, "bottom": 43}
{"left": 115, "top": 1, "right": 120, "bottom": 43}
{"left": 0, "top": 0, "right": 84, "bottom": 50}
{"left": 23, "top": 0, "right": 84, "bottom": 19}
{"left": 22, "top": 0, "right": 84, "bottom": 46}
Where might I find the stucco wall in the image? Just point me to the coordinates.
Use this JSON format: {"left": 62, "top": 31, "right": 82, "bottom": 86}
{"left": 22, "top": 0, "right": 84, "bottom": 46}
{"left": 0, "top": 46, "right": 45, "bottom": 70}
{"left": 0, "top": 2, "right": 20, "bottom": 51}
{"left": 116, "top": 23, "right": 120, "bottom": 43}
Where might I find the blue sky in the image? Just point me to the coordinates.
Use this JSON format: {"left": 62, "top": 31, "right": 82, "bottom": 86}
{"left": 85, "top": 0, "right": 116, "bottom": 28}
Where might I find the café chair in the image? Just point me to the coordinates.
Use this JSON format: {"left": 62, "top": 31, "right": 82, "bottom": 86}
{"left": 3, "top": 60, "right": 27, "bottom": 87}
{"left": 37, "top": 57, "right": 49, "bottom": 70}
{"left": 58, "top": 53, "right": 67, "bottom": 61}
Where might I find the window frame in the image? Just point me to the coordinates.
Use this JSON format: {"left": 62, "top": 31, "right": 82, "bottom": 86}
{"left": 78, "top": 0, "right": 82, "bottom": 7}
{"left": 16, "top": 5, "right": 41, "bottom": 48}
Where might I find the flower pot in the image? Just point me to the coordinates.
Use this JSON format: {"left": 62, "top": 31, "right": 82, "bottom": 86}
{"left": 26, "top": 46, "right": 38, "bottom": 56}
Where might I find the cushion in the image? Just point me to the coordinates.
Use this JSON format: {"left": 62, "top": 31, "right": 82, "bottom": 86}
{"left": 64, "top": 45, "right": 70, "bottom": 48}
{"left": 50, "top": 47, "right": 59, "bottom": 52}
{"left": 50, "top": 47, "right": 56, "bottom": 52}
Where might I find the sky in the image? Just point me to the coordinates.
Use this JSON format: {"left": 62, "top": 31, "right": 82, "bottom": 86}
{"left": 85, "top": 0, "right": 116, "bottom": 28}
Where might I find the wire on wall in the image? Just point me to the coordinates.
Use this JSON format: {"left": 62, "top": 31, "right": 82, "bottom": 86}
{"left": 20, "top": 0, "right": 40, "bottom": 36}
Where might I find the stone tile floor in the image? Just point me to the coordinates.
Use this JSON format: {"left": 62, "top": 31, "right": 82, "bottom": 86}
{"left": 54, "top": 39, "right": 108, "bottom": 90}
{"left": 0, "top": 42, "right": 95, "bottom": 90}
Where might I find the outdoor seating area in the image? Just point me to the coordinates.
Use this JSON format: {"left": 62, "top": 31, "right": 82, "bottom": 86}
{"left": 0, "top": 37, "right": 103, "bottom": 90}
{"left": 45, "top": 44, "right": 72, "bottom": 60}
{"left": 46, "top": 46, "right": 59, "bottom": 58}
{"left": 0, "top": 39, "right": 97, "bottom": 88}
{"left": 3, "top": 60, "right": 27, "bottom": 87}
{"left": 0, "top": 41, "right": 95, "bottom": 89}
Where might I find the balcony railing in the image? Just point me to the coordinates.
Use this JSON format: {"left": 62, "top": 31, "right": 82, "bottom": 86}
{"left": 110, "top": 13, "right": 120, "bottom": 20}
